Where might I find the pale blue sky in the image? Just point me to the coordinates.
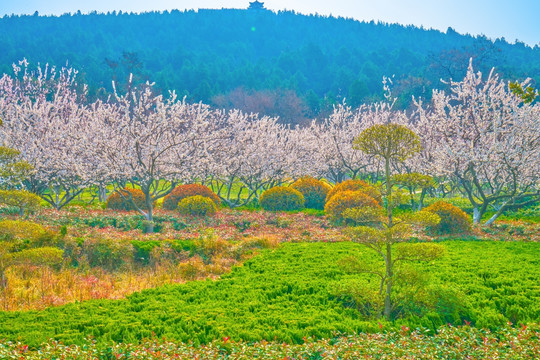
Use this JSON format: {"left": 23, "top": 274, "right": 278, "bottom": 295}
{"left": 2, "top": 0, "right": 539, "bottom": 46}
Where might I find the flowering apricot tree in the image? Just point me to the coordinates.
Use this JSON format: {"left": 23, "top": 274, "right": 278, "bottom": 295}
{"left": 0, "top": 60, "right": 95, "bottom": 209}
{"left": 415, "top": 61, "right": 540, "bottom": 224}
{"left": 93, "top": 79, "right": 226, "bottom": 232}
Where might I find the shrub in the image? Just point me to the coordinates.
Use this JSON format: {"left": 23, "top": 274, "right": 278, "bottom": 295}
{"left": 79, "top": 237, "right": 133, "bottom": 270}
{"left": 259, "top": 186, "right": 305, "bottom": 212}
{"left": 326, "top": 179, "right": 382, "bottom": 205}
{"left": 291, "top": 177, "right": 332, "bottom": 210}
{"left": 163, "top": 184, "right": 220, "bottom": 211}
{"left": 324, "top": 191, "right": 380, "bottom": 223}
{"left": 424, "top": 201, "right": 472, "bottom": 234}
{"left": 178, "top": 196, "right": 218, "bottom": 217}
{"left": 0, "top": 189, "right": 41, "bottom": 215}
{"left": 106, "top": 188, "right": 148, "bottom": 211}
{"left": 0, "top": 220, "right": 56, "bottom": 248}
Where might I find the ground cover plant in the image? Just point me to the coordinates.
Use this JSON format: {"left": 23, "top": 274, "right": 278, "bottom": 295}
{"left": 1, "top": 324, "right": 538, "bottom": 359}
{"left": 0, "top": 240, "right": 539, "bottom": 347}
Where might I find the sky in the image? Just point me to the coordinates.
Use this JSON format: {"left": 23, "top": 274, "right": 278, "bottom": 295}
{"left": 1, "top": 0, "right": 539, "bottom": 46}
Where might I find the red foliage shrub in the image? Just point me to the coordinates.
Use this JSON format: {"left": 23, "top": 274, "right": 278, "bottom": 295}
{"left": 163, "top": 184, "right": 220, "bottom": 210}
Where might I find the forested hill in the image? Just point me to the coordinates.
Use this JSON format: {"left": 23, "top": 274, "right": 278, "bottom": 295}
{"left": 1, "top": 8, "right": 539, "bottom": 123}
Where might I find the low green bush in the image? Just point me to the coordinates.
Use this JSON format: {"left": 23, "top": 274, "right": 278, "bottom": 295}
{"left": 78, "top": 237, "right": 133, "bottom": 270}
{"left": 259, "top": 186, "right": 304, "bottom": 211}
{"left": 290, "top": 177, "right": 332, "bottom": 210}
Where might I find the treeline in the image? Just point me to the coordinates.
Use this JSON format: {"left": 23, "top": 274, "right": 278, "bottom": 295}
{"left": 0, "top": 9, "right": 539, "bottom": 124}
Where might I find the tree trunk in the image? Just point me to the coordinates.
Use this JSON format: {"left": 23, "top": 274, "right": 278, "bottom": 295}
{"left": 485, "top": 201, "right": 509, "bottom": 226}
{"left": 98, "top": 184, "right": 108, "bottom": 203}
{"left": 417, "top": 188, "right": 426, "bottom": 211}
{"left": 384, "top": 243, "right": 393, "bottom": 320}
{"left": 473, "top": 207, "right": 481, "bottom": 224}
{"left": 383, "top": 157, "right": 393, "bottom": 321}
{"left": 0, "top": 268, "right": 7, "bottom": 289}
{"left": 144, "top": 196, "right": 155, "bottom": 233}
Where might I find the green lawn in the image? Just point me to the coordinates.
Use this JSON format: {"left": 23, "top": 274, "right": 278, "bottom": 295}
{"left": 1, "top": 241, "right": 539, "bottom": 347}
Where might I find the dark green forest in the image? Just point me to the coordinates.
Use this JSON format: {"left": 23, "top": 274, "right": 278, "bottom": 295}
{"left": 1, "top": 8, "right": 539, "bottom": 123}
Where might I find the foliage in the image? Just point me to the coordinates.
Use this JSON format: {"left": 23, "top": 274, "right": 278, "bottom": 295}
{"left": 259, "top": 186, "right": 305, "bottom": 212}
{"left": 393, "top": 173, "right": 434, "bottom": 189}
{"left": 0, "top": 241, "right": 539, "bottom": 346}
{"left": 0, "top": 146, "right": 33, "bottom": 186}
{"left": 325, "top": 190, "right": 380, "bottom": 223}
{"left": 177, "top": 195, "right": 218, "bottom": 217}
{"left": 425, "top": 201, "right": 472, "bottom": 234}
{"left": 353, "top": 123, "right": 422, "bottom": 162}
{"left": 509, "top": 81, "right": 538, "bottom": 104}
{"left": 0, "top": 189, "right": 41, "bottom": 215}
{"left": 290, "top": 176, "right": 332, "bottom": 210}
{"left": 326, "top": 179, "right": 382, "bottom": 205}
{"left": 0, "top": 220, "right": 55, "bottom": 248}
{"left": 163, "top": 184, "right": 220, "bottom": 211}
{"left": 106, "top": 188, "right": 148, "bottom": 211}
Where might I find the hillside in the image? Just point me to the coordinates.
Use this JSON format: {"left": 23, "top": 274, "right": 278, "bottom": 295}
{"left": 1, "top": 9, "right": 539, "bottom": 122}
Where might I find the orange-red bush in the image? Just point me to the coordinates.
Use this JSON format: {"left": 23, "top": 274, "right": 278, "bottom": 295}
{"left": 424, "top": 201, "right": 471, "bottom": 234}
{"left": 106, "top": 188, "right": 148, "bottom": 211}
{"left": 163, "top": 184, "right": 220, "bottom": 210}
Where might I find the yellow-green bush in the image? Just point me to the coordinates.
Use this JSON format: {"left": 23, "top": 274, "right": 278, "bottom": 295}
{"left": 178, "top": 195, "right": 218, "bottom": 217}
{"left": 0, "top": 189, "right": 41, "bottom": 215}
{"left": 106, "top": 188, "right": 148, "bottom": 211}
{"left": 424, "top": 201, "right": 471, "bottom": 234}
{"left": 291, "top": 177, "right": 332, "bottom": 210}
{"left": 326, "top": 179, "right": 382, "bottom": 205}
{"left": 163, "top": 184, "right": 220, "bottom": 210}
{"left": 259, "top": 186, "right": 304, "bottom": 212}
{"left": 0, "top": 220, "right": 56, "bottom": 248}
{"left": 324, "top": 190, "right": 380, "bottom": 223}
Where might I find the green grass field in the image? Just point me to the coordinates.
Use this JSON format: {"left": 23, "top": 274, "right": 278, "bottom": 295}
{"left": 1, "top": 240, "right": 539, "bottom": 347}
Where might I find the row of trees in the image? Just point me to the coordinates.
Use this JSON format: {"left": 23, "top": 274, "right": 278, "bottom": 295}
{"left": 0, "top": 60, "right": 538, "bottom": 230}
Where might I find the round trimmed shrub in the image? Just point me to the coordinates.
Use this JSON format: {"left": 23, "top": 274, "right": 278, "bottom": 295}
{"left": 259, "top": 186, "right": 305, "bottom": 212}
{"left": 325, "top": 190, "right": 380, "bottom": 223}
{"left": 326, "top": 179, "right": 382, "bottom": 205}
{"left": 163, "top": 184, "right": 220, "bottom": 210}
{"left": 178, "top": 195, "right": 218, "bottom": 217}
{"left": 291, "top": 177, "right": 332, "bottom": 210}
{"left": 106, "top": 188, "right": 148, "bottom": 211}
{"left": 424, "top": 201, "right": 472, "bottom": 234}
